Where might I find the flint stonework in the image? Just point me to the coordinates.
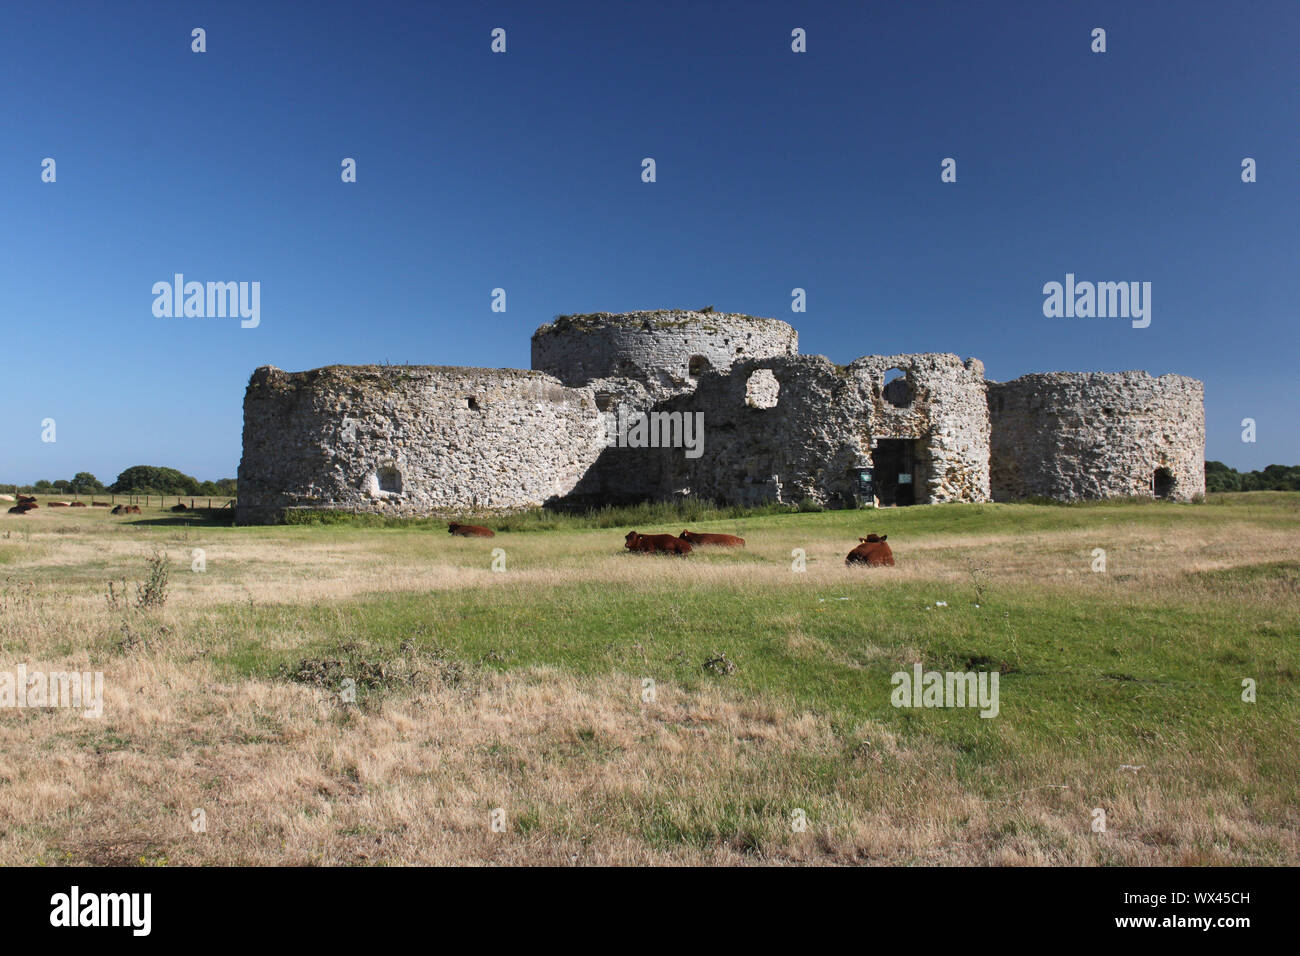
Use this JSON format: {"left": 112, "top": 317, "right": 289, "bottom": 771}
{"left": 236, "top": 310, "right": 1205, "bottom": 523}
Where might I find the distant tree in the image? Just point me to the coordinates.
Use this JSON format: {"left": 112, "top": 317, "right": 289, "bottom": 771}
{"left": 1205, "top": 460, "right": 1300, "bottom": 493}
{"left": 70, "top": 472, "right": 105, "bottom": 494}
{"left": 1259, "top": 464, "right": 1300, "bottom": 490}
{"left": 1204, "top": 461, "right": 1240, "bottom": 493}
{"left": 33, "top": 479, "right": 53, "bottom": 492}
{"left": 214, "top": 478, "right": 237, "bottom": 496}
{"left": 109, "top": 465, "right": 201, "bottom": 496}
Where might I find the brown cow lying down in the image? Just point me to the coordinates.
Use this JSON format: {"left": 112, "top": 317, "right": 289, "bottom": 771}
{"left": 171, "top": 502, "right": 189, "bottom": 512}
{"left": 625, "top": 531, "right": 692, "bottom": 555}
{"left": 49, "top": 501, "right": 71, "bottom": 507}
{"left": 111, "top": 505, "right": 142, "bottom": 515}
{"left": 448, "top": 522, "right": 495, "bottom": 538}
{"left": 69, "top": 501, "right": 87, "bottom": 507}
{"left": 91, "top": 501, "right": 110, "bottom": 507}
{"left": 17, "top": 495, "right": 37, "bottom": 505}
{"left": 846, "top": 533, "right": 895, "bottom": 567}
{"left": 8, "top": 505, "right": 33, "bottom": 515}
{"left": 679, "top": 529, "right": 745, "bottom": 548}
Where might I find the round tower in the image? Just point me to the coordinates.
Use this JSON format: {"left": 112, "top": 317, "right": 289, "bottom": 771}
{"left": 531, "top": 310, "right": 798, "bottom": 397}
{"left": 987, "top": 371, "right": 1205, "bottom": 502}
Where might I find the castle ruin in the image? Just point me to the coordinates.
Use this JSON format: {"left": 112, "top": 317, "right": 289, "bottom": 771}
{"left": 236, "top": 310, "right": 1205, "bottom": 523}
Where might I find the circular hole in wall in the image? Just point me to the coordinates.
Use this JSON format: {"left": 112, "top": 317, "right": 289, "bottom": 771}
{"left": 883, "top": 368, "right": 913, "bottom": 408}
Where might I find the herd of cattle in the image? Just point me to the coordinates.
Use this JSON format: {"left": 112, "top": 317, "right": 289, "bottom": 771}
{"left": 1, "top": 501, "right": 897, "bottom": 567}
{"left": 5, "top": 494, "right": 49, "bottom": 515}
{"left": 621, "top": 529, "right": 894, "bottom": 566}
{"left": 3, "top": 494, "right": 148, "bottom": 516}
{"left": 450, "top": 521, "right": 895, "bottom": 566}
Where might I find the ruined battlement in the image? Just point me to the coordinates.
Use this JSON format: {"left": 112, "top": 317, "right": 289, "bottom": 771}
{"left": 236, "top": 314, "right": 1205, "bottom": 522}
{"left": 532, "top": 309, "right": 798, "bottom": 398}
{"left": 236, "top": 363, "right": 606, "bottom": 523}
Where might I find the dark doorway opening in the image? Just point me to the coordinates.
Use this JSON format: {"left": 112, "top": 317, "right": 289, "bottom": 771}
{"left": 873, "top": 439, "right": 921, "bottom": 506}
{"left": 1153, "top": 467, "right": 1175, "bottom": 499}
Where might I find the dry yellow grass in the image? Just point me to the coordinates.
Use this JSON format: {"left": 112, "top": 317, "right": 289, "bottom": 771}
{"left": 1, "top": 497, "right": 1297, "bottom": 865}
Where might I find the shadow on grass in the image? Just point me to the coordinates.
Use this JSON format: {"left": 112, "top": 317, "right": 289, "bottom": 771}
{"left": 125, "top": 510, "right": 236, "bottom": 528}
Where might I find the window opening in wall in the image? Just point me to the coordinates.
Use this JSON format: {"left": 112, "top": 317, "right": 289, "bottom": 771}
{"left": 745, "top": 369, "right": 780, "bottom": 409}
{"left": 688, "top": 355, "right": 710, "bottom": 378}
{"left": 377, "top": 465, "right": 402, "bottom": 494}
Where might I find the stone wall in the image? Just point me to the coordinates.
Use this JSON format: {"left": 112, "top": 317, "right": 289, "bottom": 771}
{"left": 630, "top": 352, "right": 991, "bottom": 508}
{"left": 848, "top": 353, "right": 991, "bottom": 503}
{"left": 532, "top": 310, "right": 798, "bottom": 399}
{"left": 236, "top": 364, "right": 605, "bottom": 523}
{"left": 236, "top": 313, "right": 1206, "bottom": 522}
{"left": 987, "top": 371, "right": 1205, "bottom": 502}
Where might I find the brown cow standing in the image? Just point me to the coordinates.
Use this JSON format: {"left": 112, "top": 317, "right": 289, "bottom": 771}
{"left": 625, "top": 531, "right": 692, "bottom": 555}
{"left": 448, "top": 522, "right": 495, "bottom": 538}
{"left": 679, "top": 529, "right": 745, "bottom": 548}
{"left": 846, "top": 533, "right": 895, "bottom": 567}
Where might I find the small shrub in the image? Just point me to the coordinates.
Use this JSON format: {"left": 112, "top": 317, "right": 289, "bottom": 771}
{"left": 135, "top": 552, "right": 169, "bottom": 609}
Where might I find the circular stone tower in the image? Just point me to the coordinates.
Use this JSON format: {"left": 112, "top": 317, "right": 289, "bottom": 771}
{"left": 987, "top": 371, "right": 1205, "bottom": 502}
{"left": 531, "top": 310, "right": 798, "bottom": 398}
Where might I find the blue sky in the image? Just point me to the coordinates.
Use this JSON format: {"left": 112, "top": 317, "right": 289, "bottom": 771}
{"left": 2, "top": 0, "right": 1296, "bottom": 484}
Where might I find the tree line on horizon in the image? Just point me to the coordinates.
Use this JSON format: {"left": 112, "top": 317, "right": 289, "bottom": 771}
{"left": 0, "top": 466, "right": 236, "bottom": 498}
{"left": 1204, "top": 461, "right": 1300, "bottom": 493}
{"left": 1, "top": 461, "right": 1296, "bottom": 499}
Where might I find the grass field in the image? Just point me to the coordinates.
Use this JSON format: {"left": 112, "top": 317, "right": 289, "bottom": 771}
{"left": 1, "top": 493, "right": 1297, "bottom": 865}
